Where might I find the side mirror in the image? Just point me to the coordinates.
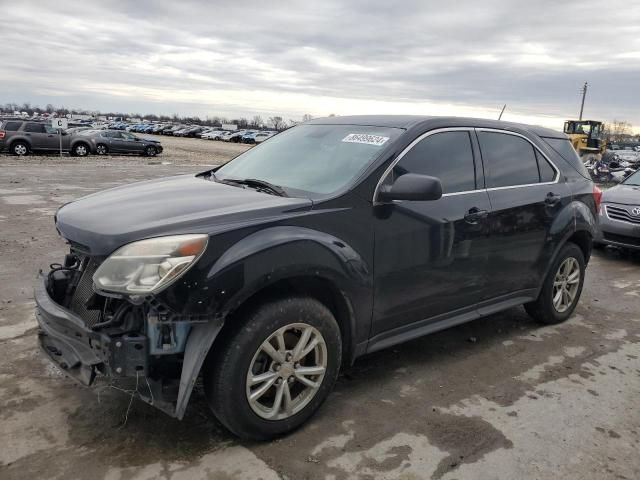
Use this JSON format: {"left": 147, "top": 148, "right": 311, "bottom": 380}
{"left": 378, "top": 173, "right": 443, "bottom": 202}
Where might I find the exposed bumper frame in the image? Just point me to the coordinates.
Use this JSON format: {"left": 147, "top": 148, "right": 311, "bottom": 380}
{"left": 34, "top": 274, "right": 224, "bottom": 419}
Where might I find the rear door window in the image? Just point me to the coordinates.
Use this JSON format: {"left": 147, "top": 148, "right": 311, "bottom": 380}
{"left": 478, "top": 132, "right": 540, "bottom": 188}
{"left": 391, "top": 131, "right": 477, "bottom": 194}
{"left": 536, "top": 151, "right": 556, "bottom": 182}
{"left": 24, "top": 123, "right": 46, "bottom": 133}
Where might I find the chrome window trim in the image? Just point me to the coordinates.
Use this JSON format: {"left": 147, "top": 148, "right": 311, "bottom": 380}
{"left": 476, "top": 128, "right": 560, "bottom": 190}
{"left": 373, "top": 127, "right": 561, "bottom": 204}
{"left": 372, "top": 127, "right": 475, "bottom": 205}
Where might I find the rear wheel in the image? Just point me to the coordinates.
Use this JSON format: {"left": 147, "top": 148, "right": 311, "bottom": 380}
{"left": 11, "top": 141, "right": 29, "bottom": 156}
{"left": 525, "top": 243, "right": 585, "bottom": 324}
{"left": 204, "top": 297, "right": 341, "bottom": 440}
{"left": 73, "top": 143, "right": 89, "bottom": 157}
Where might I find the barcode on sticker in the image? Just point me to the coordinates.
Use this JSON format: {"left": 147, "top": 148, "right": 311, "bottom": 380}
{"left": 342, "top": 133, "right": 389, "bottom": 146}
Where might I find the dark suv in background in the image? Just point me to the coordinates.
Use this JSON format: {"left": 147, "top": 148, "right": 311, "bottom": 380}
{"left": 35, "top": 116, "right": 598, "bottom": 440}
{"left": 0, "top": 120, "right": 73, "bottom": 155}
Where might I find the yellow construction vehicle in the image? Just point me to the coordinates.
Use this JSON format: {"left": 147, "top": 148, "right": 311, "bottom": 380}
{"left": 563, "top": 120, "right": 606, "bottom": 162}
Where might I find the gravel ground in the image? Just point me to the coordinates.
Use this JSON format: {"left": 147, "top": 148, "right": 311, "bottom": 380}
{"left": 0, "top": 155, "right": 639, "bottom": 480}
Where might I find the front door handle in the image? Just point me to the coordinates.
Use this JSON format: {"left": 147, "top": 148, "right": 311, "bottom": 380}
{"left": 464, "top": 207, "right": 488, "bottom": 224}
{"left": 545, "top": 192, "right": 561, "bottom": 206}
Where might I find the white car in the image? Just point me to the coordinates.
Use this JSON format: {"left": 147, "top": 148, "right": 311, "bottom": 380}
{"left": 202, "top": 130, "right": 228, "bottom": 140}
{"left": 254, "top": 131, "right": 276, "bottom": 143}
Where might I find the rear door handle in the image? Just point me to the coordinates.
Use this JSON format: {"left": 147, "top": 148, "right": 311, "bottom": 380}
{"left": 464, "top": 207, "right": 488, "bottom": 224}
{"left": 545, "top": 193, "right": 561, "bottom": 206}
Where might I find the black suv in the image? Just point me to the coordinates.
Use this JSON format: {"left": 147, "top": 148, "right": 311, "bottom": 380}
{"left": 35, "top": 116, "right": 598, "bottom": 439}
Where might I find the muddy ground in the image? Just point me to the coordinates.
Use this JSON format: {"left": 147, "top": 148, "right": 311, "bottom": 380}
{"left": 0, "top": 141, "right": 639, "bottom": 480}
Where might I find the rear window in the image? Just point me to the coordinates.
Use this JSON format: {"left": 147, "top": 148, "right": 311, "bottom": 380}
{"left": 2, "top": 121, "right": 22, "bottom": 131}
{"left": 542, "top": 137, "right": 589, "bottom": 178}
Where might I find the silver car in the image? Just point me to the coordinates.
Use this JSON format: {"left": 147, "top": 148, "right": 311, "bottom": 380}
{"left": 595, "top": 169, "right": 640, "bottom": 250}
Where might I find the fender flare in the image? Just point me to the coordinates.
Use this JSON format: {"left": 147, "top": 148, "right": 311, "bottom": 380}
{"left": 173, "top": 226, "right": 371, "bottom": 418}
{"left": 174, "top": 319, "right": 224, "bottom": 419}
{"left": 538, "top": 200, "right": 597, "bottom": 292}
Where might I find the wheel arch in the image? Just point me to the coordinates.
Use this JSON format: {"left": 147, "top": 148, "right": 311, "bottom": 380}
{"left": 9, "top": 137, "right": 31, "bottom": 151}
{"left": 216, "top": 274, "right": 356, "bottom": 368}
{"left": 71, "top": 140, "right": 91, "bottom": 154}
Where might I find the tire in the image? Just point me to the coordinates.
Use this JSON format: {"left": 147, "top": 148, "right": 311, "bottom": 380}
{"left": 73, "top": 143, "right": 89, "bottom": 157}
{"left": 144, "top": 146, "right": 157, "bottom": 156}
{"left": 525, "top": 242, "right": 586, "bottom": 325}
{"left": 96, "top": 144, "right": 108, "bottom": 155}
{"left": 204, "top": 297, "right": 342, "bottom": 440}
{"left": 11, "top": 141, "right": 29, "bottom": 156}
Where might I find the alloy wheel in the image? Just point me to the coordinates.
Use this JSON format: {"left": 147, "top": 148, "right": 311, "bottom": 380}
{"left": 75, "top": 145, "right": 88, "bottom": 156}
{"left": 96, "top": 145, "right": 107, "bottom": 155}
{"left": 552, "top": 257, "right": 580, "bottom": 313}
{"left": 14, "top": 144, "right": 27, "bottom": 155}
{"left": 246, "top": 323, "right": 327, "bottom": 420}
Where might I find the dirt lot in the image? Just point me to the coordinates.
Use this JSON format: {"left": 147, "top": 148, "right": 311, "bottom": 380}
{"left": 1, "top": 139, "right": 639, "bottom": 480}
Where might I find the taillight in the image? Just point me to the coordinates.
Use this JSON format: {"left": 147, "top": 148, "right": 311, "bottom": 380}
{"left": 0, "top": 131, "right": 5, "bottom": 140}
{"left": 593, "top": 185, "right": 602, "bottom": 212}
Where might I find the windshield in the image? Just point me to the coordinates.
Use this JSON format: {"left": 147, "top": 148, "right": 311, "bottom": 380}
{"left": 215, "top": 124, "right": 403, "bottom": 196}
{"left": 623, "top": 170, "right": 640, "bottom": 186}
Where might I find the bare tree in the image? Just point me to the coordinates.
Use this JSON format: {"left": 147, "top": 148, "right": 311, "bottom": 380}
{"left": 604, "top": 120, "right": 634, "bottom": 142}
{"left": 269, "top": 116, "right": 286, "bottom": 130}
{"left": 302, "top": 114, "right": 313, "bottom": 122}
{"left": 251, "top": 115, "right": 263, "bottom": 128}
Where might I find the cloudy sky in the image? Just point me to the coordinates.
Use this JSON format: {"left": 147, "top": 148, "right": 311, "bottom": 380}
{"left": 1, "top": 0, "right": 639, "bottom": 131}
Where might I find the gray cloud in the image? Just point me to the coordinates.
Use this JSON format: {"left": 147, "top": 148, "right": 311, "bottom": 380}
{"left": 1, "top": 0, "right": 639, "bottom": 128}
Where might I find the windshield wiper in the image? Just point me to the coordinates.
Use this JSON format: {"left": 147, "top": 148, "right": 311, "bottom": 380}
{"left": 220, "top": 178, "right": 288, "bottom": 197}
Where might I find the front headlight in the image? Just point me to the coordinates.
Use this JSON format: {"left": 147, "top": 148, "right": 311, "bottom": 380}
{"left": 93, "top": 234, "right": 208, "bottom": 294}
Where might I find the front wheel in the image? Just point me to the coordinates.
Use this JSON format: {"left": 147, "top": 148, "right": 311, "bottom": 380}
{"left": 525, "top": 243, "right": 586, "bottom": 324}
{"left": 95, "top": 144, "right": 108, "bottom": 155}
{"left": 144, "top": 145, "right": 157, "bottom": 156}
{"left": 204, "top": 297, "right": 342, "bottom": 440}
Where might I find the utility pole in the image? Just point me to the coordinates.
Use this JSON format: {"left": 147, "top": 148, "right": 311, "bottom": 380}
{"left": 579, "top": 82, "right": 588, "bottom": 121}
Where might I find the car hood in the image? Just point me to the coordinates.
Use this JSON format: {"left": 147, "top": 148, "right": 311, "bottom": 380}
{"left": 602, "top": 183, "right": 640, "bottom": 205}
{"left": 55, "top": 174, "right": 313, "bottom": 255}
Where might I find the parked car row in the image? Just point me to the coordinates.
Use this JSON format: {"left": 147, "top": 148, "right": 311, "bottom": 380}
{"left": 102, "top": 121, "right": 278, "bottom": 144}
{"left": 0, "top": 120, "right": 163, "bottom": 157}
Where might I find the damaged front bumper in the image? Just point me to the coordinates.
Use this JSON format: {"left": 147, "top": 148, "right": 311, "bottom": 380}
{"left": 36, "top": 276, "right": 111, "bottom": 386}
{"left": 35, "top": 274, "right": 222, "bottom": 419}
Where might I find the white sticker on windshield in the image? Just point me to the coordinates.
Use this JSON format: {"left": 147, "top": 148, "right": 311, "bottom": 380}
{"left": 342, "top": 133, "right": 389, "bottom": 146}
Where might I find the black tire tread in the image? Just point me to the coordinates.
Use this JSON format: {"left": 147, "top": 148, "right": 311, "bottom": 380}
{"left": 203, "top": 296, "right": 342, "bottom": 440}
{"left": 525, "top": 242, "right": 585, "bottom": 325}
